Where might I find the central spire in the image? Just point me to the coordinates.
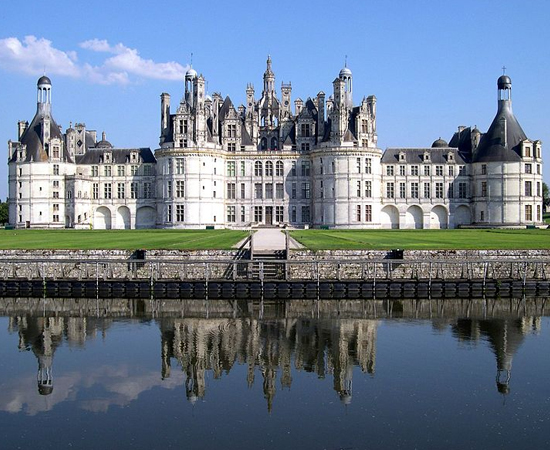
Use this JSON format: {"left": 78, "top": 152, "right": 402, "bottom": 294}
{"left": 263, "top": 55, "right": 275, "bottom": 94}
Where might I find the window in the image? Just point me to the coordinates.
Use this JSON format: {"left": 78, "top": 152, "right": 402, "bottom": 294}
{"left": 448, "top": 183, "right": 454, "bottom": 198}
{"left": 301, "top": 123, "right": 311, "bottom": 137}
{"left": 357, "top": 158, "right": 361, "bottom": 173}
{"left": 143, "top": 165, "right": 153, "bottom": 176}
{"left": 537, "top": 205, "right": 541, "bottom": 222}
{"left": 276, "top": 161, "right": 284, "bottom": 176}
{"left": 399, "top": 182, "right": 406, "bottom": 198}
{"left": 227, "top": 206, "right": 236, "bottom": 222}
{"left": 228, "top": 124, "right": 237, "bottom": 138}
{"left": 459, "top": 165, "right": 465, "bottom": 175}
{"left": 254, "top": 206, "right": 263, "bottom": 222}
{"left": 104, "top": 166, "right": 111, "bottom": 177}
{"left": 448, "top": 166, "right": 454, "bottom": 177}
{"left": 104, "top": 183, "right": 112, "bottom": 199}
{"left": 302, "top": 206, "right": 311, "bottom": 223}
{"left": 320, "top": 158, "right": 324, "bottom": 175}
{"left": 144, "top": 182, "right": 152, "bottom": 199}
{"left": 424, "top": 182, "right": 430, "bottom": 198}
{"left": 131, "top": 182, "right": 138, "bottom": 199}
{"left": 301, "top": 161, "right": 310, "bottom": 176}
{"left": 227, "top": 161, "right": 236, "bottom": 176}
{"left": 537, "top": 164, "right": 541, "bottom": 175}
{"left": 481, "top": 164, "right": 487, "bottom": 175}
{"left": 301, "top": 143, "right": 310, "bottom": 152}
{"left": 255, "top": 183, "right": 263, "bottom": 199}
{"left": 361, "top": 119, "right": 368, "bottom": 133}
{"left": 399, "top": 165, "right": 406, "bottom": 176}
{"left": 525, "top": 204, "right": 532, "bottom": 221}
{"left": 176, "top": 205, "right": 184, "bottom": 222}
{"left": 53, "top": 180, "right": 59, "bottom": 188}
{"left": 254, "top": 161, "right": 263, "bottom": 176}
{"left": 117, "top": 183, "right": 125, "bottom": 199}
{"left": 365, "top": 158, "right": 371, "bottom": 174}
{"left": 386, "top": 182, "right": 394, "bottom": 198}
{"left": 302, "top": 183, "right": 311, "bottom": 199}
{"left": 525, "top": 163, "right": 532, "bottom": 174}
{"left": 265, "top": 183, "right": 273, "bottom": 199}
{"left": 240, "top": 183, "right": 246, "bottom": 199}
{"left": 53, "top": 215, "right": 60, "bottom": 222}
{"left": 131, "top": 165, "right": 138, "bottom": 176}
{"left": 291, "top": 206, "right": 297, "bottom": 222}
{"left": 176, "top": 181, "right": 185, "bottom": 198}
{"left": 357, "top": 181, "right": 362, "bottom": 197}
{"left": 276, "top": 183, "right": 284, "bottom": 199}
{"left": 291, "top": 161, "right": 296, "bottom": 177}
{"left": 241, "top": 206, "right": 246, "bottom": 223}
{"left": 435, "top": 182, "right": 443, "bottom": 199}
{"left": 537, "top": 182, "right": 541, "bottom": 197}
{"left": 386, "top": 166, "right": 394, "bottom": 176}
{"left": 118, "top": 166, "right": 125, "bottom": 177}
{"left": 458, "top": 182, "right": 467, "bottom": 198}
{"left": 332, "top": 161, "right": 336, "bottom": 173}
{"left": 176, "top": 159, "right": 184, "bottom": 174}
{"left": 227, "top": 183, "right": 236, "bottom": 199}
{"left": 320, "top": 181, "right": 324, "bottom": 198}
{"left": 166, "top": 205, "right": 172, "bottom": 222}
{"left": 411, "top": 182, "right": 419, "bottom": 198}
{"left": 436, "top": 166, "right": 443, "bottom": 176}
{"left": 480, "top": 210, "right": 485, "bottom": 222}
{"left": 265, "top": 161, "right": 274, "bottom": 176}
{"left": 53, "top": 203, "right": 59, "bottom": 212}
{"left": 227, "top": 143, "right": 236, "bottom": 152}
{"left": 240, "top": 161, "right": 246, "bottom": 176}
{"left": 525, "top": 181, "right": 532, "bottom": 196}
{"left": 411, "top": 165, "right": 419, "bottom": 176}
{"left": 365, "top": 181, "right": 372, "bottom": 198}
{"left": 93, "top": 183, "right": 99, "bottom": 199}
{"left": 365, "top": 205, "right": 372, "bottom": 222}
{"left": 291, "top": 183, "right": 297, "bottom": 199}
{"left": 356, "top": 205, "right": 362, "bottom": 221}
{"left": 92, "top": 166, "right": 99, "bottom": 177}
{"left": 424, "top": 166, "right": 430, "bottom": 176}
{"left": 167, "top": 181, "right": 172, "bottom": 198}
{"left": 275, "top": 206, "right": 284, "bottom": 223}
{"left": 53, "top": 164, "right": 59, "bottom": 175}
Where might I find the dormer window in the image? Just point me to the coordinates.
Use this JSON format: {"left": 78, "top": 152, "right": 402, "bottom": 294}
{"left": 423, "top": 152, "right": 430, "bottom": 162}
{"left": 448, "top": 152, "right": 454, "bottom": 162}
{"left": 130, "top": 152, "right": 138, "bottom": 163}
{"left": 399, "top": 152, "right": 405, "bottom": 161}
{"left": 104, "top": 152, "right": 112, "bottom": 163}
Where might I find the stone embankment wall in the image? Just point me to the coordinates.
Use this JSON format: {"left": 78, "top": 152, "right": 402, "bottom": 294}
{"left": 0, "top": 249, "right": 548, "bottom": 281}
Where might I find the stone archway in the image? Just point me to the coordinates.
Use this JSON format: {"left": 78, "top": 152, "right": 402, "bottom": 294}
{"left": 380, "top": 205, "right": 399, "bottom": 229}
{"left": 136, "top": 206, "right": 156, "bottom": 229}
{"left": 94, "top": 206, "right": 112, "bottom": 230}
{"left": 405, "top": 205, "right": 423, "bottom": 229}
{"left": 430, "top": 205, "right": 448, "bottom": 229}
{"left": 117, "top": 206, "right": 131, "bottom": 229}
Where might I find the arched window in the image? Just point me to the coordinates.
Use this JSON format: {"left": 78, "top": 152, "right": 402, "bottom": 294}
{"left": 265, "top": 161, "right": 273, "bottom": 176}
{"left": 276, "top": 161, "right": 284, "bottom": 177}
{"left": 271, "top": 137, "right": 278, "bottom": 150}
{"left": 260, "top": 137, "right": 267, "bottom": 151}
{"left": 254, "top": 161, "right": 263, "bottom": 177}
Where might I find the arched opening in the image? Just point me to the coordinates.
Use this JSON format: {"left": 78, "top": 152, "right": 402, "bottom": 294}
{"left": 380, "top": 205, "right": 399, "bottom": 229}
{"left": 271, "top": 137, "right": 278, "bottom": 150}
{"left": 260, "top": 137, "right": 267, "bottom": 151}
{"left": 454, "top": 205, "right": 471, "bottom": 228}
{"left": 136, "top": 206, "right": 156, "bottom": 229}
{"left": 117, "top": 206, "right": 131, "bottom": 229}
{"left": 405, "top": 206, "right": 423, "bottom": 229}
{"left": 430, "top": 206, "right": 448, "bottom": 229}
{"left": 94, "top": 207, "right": 112, "bottom": 230}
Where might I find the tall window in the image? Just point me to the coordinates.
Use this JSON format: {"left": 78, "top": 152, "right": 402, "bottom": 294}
{"left": 301, "top": 206, "right": 311, "bottom": 222}
{"left": 357, "top": 158, "right": 361, "bottom": 173}
{"left": 365, "top": 205, "right": 372, "bottom": 222}
{"left": 291, "top": 161, "right": 297, "bottom": 176}
{"left": 117, "top": 183, "right": 125, "bottom": 199}
{"left": 424, "top": 182, "right": 430, "bottom": 198}
{"left": 91, "top": 166, "right": 98, "bottom": 177}
{"left": 424, "top": 166, "right": 430, "bottom": 176}
{"left": 254, "top": 206, "right": 263, "bottom": 222}
{"left": 93, "top": 183, "right": 99, "bottom": 199}
{"left": 301, "top": 123, "right": 311, "bottom": 137}
{"left": 227, "top": 161, "right": 236, "bottom": 177}
{"left": 436, "top": 166, "right": 443, "bottom": 176}
{"left": 227, "top": 206, "right": 236, "bottom": 222}
{"left": 411, "top": 166, "right": 419, "bottom": 176}
{"left": 301, "top": 143, "right": 310, "bottom": 152}
{"left": 481, "top": 164, "right": 487, "bottom": 175}
{"left": 240, "top": 161, "right": 246, "bottom": 176}
{"left": 131, "top": 182, "right": 138, "bottom": 199}
{"left": 301, "top": 161, "right": 310, "bottom": 176}
{"left": 399, "top": 165, "right": 406, "bottom": 176}
{"left": 255, "top": 183, "right": 262, "bottom": 199}
{"left": 117, "top": 166, "right": 125, "bottom": 177}
{"left": 386, "top": 166, "right": 394, "bottom": 176}
{"left": 166, "top": 205, "right": 172, "bottom": 222}
{"left": 276, "top": 183, "right": 284, "bottom": 199}
{"left": 365, "top": 181, "right": 372, "bottom": 198}
{"left": 265, "top": 161, "right": 274, "bottom": 176}
{"left": 144, "top": 182, "right": 152, "bottom": 199}
{"left": 386, "top": 182, "right": 394, "bottom": 198}
{"left": 411, "top": 182, "right": 419, "bottom": 198}
{"left": 356, "top": 205, "right": 362, "bottom": 221}
{"left": 525, "top": 181, "right": 532, "bottom": 196}
{"left": 435, "top": 182, "right": 443, "bottom": 199}
{"left": 104, "top": 183, "right": 112, "bottom": 199}
{"left": 481, "top": 181, "right": 487, "bottom": 197}
{"left": 167, "top": 181, "right": 172, "bottom": 198}
{"left": 399, "top": 182, "right": 406, "bottom": 198}
{"left": 302, "top": 182, "right": 311, "bottom": 199}
{"left": 276, "top": 161, "right": 284, "bottom": 176}
{"left": 448, "top": 166, "right": 454, "bottom": 176}
{"left": 254, "top": 161, "right": 263, "bottom": 176}
{"left": 357, "top": 181, "right": 362, "bottom": 197}
{"left": 291, "top": 206, "right": 297, "bottom": 222}
{"left": 525, "top": 204, "right": 532, "bottom": 221}
{"left": 176, "top": 158, "right": 184, "bottom": 174}
{"left": 227, "top": 183, "right": 236, "bottom": 199}
{"left": 365, "top": 158, "right": 371, "bottom": 174}
{"left": 240, "top": 206, "right": 246, "bottom": 223}
{"left": 458, "top": 182, "right": 467, "bottom": 198}
{"left": 176, "top": 205, "right": 184, "bottom": 222}
{"left": 104, "top": 166, "right": 112, "bottom": 177}
{"left": 176, "top": 181, "right": 185, "bottom": 198}
{"left": 275, "top": 206, "right": 284, "bottom": 223}
{"left": 291, "top": 183, "right": 297, "bottom": 199}
{"left": 240, "top": 183, "right": 246, "bottom": 199}
{"left": 265, "top": 183, "right": 273, "bottom": 199}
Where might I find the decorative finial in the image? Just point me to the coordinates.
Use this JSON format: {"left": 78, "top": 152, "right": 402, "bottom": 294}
{"left": 102, "top": 131, "right": 106, "bottom": 141}
{"left": 190, "top": 52, "right": 193, "bottom": 68}
{"left": 345, "top": 55, "right": 348, "bottom": 68}
{"left": 502, "top": 65, "right": 507, "bottom": 75}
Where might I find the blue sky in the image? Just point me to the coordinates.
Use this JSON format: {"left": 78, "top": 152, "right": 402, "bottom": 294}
{"left": 1, "top": 0, "right": 549, "bottom": 199}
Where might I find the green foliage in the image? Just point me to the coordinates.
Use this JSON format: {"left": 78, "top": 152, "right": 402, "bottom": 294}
{"left": 0, "top": 229, "right": 247, "bottom": 250}
{"left": 0, "top": 201, "right": 8, "bottom": 224}
{"left": 290, "top": 229, "right": 550, "bottom": 251}
{"left": 543, "top": 182, "right": 550, "bottom": 208}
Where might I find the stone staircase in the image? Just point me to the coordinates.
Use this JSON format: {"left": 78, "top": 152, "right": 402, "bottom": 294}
{"left": 251, "top": 250, "right": 286, "bottom": 280}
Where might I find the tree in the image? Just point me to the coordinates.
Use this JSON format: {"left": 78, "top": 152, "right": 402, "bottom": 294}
{"left": 0, "top": 200, "right": 8, "bottom": 224}
{"left": 543, "top": 183, "right": 550, "bottom": 210}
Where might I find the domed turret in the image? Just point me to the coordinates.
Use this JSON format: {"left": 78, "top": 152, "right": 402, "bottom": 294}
{"left": 37, "top": 75, "right": 52, "bottom": 87}
{"left": 497, "top": 75, "right": 512, "bottom": 90}
{"left": 185, "top": 67, "right": 197, "bottom": 80}
{"left": 432, "top": 138, "right": 448, "bottom": 148}
{"left": 339, "top": 66, "right": 352, "bottom": 78}
{"left": 95, "top": 131, "right": 113, "bottom": 149}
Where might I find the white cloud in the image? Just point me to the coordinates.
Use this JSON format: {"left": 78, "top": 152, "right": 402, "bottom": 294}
{"left": 0, "top": 36, "right": 80, "bottom": 77}
{"left": 0, "top": 36, "right": 187, "bottom": 85}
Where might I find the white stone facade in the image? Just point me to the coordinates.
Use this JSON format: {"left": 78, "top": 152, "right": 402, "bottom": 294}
{"left": 7, "top": 64, "right": 544, "bottom": 229}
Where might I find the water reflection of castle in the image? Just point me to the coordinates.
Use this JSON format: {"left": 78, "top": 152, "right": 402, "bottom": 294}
{"left": 4, "top": 298, "right": 547, "bottom": 409}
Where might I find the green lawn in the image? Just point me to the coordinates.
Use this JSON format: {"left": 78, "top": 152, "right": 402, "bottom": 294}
{"left": 0, "top": 229, "right": 248, "bottom": 250}
{"left": 290, "top": 229, "right": 550, "bottom": 251}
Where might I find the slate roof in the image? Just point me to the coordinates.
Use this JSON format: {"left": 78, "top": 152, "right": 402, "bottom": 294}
{"left": 76, "top": 148, "right": 156, "bottom": 165}
{"left": 382, "top": 147, "right": 467, "bottom": 165}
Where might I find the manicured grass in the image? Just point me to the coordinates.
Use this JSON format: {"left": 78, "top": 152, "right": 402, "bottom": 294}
{"left": 290, "top": 229, "right": 550, "bottom": 251}
{"left": 0, "top": 229, "right": 248, "bottom": 250}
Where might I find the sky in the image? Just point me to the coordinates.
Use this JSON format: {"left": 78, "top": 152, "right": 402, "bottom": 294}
{"left": 1, "top": 0, "right": 550, "bottom": 200}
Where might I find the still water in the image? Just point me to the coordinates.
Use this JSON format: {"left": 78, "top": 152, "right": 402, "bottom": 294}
{"left": 0, "top": 298, "right": 548, "bottom": 450}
